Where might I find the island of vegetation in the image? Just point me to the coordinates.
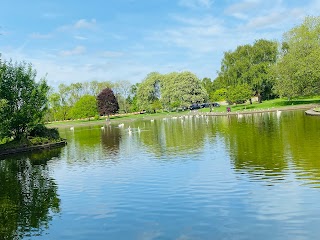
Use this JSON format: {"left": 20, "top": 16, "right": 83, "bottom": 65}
{"left": 1, "top": 16, "right": 320, "bottom": 151}
{"left": 0, "top": 60, "right": 66, "bottom": 156}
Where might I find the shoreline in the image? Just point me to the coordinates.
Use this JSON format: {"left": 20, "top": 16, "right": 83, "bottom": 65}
{"left": 47, "top": 103, "right": 319, "bottom": 128}
{"left": 0, "top": 140, "right": 67, "bottom": 157}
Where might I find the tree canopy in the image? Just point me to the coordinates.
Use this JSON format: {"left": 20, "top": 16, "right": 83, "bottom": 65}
{"left": 216, "top": 39, "right": 278, "bottom": 102}
{"left": 137, "top": 71, "right": 208, "bottom": 112}
{"left": 273, "top": 16, "right": 320, "bottom": 99}
{"left": 97, "top": 88, "right": 119, "bottom": 116}
{"left": 71, "top": 95, "right": 98, "bottom": 120}
{"left": 0, "top": 60, "right": 49, "bottom": 139}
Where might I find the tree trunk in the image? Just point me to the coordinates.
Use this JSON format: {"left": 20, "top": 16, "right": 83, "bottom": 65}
{"left": 257, "top": 93, "right": 262, "bottom": 103}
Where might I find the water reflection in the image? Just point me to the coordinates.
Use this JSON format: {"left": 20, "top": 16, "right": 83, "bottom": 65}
{"left": 0, "top": 149, "right": 61, "bottom": 239}
{"left": 60, "top": 125, "right": 121, "bottom": 164}
{"left": 136, "top": 116, "right": 212, "bottom": 156}
{"left": 223, "top": 111, "right": 320, "bottom": 187}
{"left": 101, "top": 125, "right": 121, "bottom": 155}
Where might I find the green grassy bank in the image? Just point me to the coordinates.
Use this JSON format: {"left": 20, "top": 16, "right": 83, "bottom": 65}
{"left": 46, "top": 96, "right": 320, "bottom": 128}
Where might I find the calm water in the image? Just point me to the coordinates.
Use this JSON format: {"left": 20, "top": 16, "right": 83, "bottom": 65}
{"left": 1, "top": 110, "right": 320, "bottom": 239}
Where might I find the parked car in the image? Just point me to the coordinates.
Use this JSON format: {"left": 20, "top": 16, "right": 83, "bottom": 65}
{"left": 189, "top": 104, "right": 201, "bottom": 110}
{"left": 212, "top": 102, "right": 220, "bottom": 107}
{"left": 201, "top": 103, "right": 210, "bottom": 108}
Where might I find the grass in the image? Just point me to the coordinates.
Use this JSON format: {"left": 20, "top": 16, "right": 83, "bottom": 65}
{"left": 46, "top": 96, "right": 320, "bottom": 128}
{"left": 200, "top": 96, "right": 320, "bottom": 113}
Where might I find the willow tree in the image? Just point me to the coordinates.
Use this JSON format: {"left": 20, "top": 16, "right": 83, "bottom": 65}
{"left": 274, "top": 16, "right": 320, "bottom": 99}
{"left": 161, "top": 72, "right": 208, "bottom": 109}
{"left": 137, "top": 71, "right": 208, "bottom": 112}
{"left": 136, "top": 72, "right": 162, "bottom": 113}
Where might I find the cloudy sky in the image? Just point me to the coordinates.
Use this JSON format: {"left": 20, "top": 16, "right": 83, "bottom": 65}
{"left": 0, "top": 0, "right": 319, "bottom": 88}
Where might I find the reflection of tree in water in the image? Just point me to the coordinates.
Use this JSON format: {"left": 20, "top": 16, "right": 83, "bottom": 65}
{"left": 0, "top": 149, "right": 61, "bottom": 239}
{"left": 222, "top": 111, "right": 320, "bottom": 186}
{"left": 101, "top": 126, "right": 120, "bottom": 155}
{"left": 221, "top": 113, "right": 287, "bottom": 181}
{"left": 282, "top": 111, "right": 320, "bottom": 185}
{"left": 137, "top": 117, "right": 209, "bottom": 157}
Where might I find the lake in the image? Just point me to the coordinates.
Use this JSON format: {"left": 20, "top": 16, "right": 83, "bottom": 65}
{"left": 1, "top": 110, "right": 320, "bottom": 239}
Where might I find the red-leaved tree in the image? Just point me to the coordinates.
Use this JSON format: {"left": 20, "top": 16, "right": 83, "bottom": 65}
{"left": 97, "top": 88, "right": 119, "bottom": 118}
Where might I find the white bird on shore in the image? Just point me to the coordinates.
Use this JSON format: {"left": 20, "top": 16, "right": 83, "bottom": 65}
{"left": 101, "top": 126, "right": 105, "bottom": 130}
{"left": 70, "top": 126, "right": 74, "bottom": 131}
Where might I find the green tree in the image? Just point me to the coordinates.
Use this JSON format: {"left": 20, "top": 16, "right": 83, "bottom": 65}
{"left": 274, "top": 16, "right": 320, "bottom": 99}
{"left": 113, "top": 80, "right": 132, "bottom": 113}
{"left": 202, "top": 77, "right": 213, "bottom": 98}
{"left": 136, "top": 72, "right": 162, "bottom": 112}
{"left": 211, "top": 88, "right": 227, "bottom": 102}
{"left": 217, "top": 39, "right": 278, "bottom": 102}
{"left": 71, "top": 95, "right": 98, "bottom": 120}
{"left": 226, "top": 84, "right": 252, "bottom": 104}
{"left": 0, "top": 60, "right": 49, "bottom": 140}
{"left": 161, "top": 72, "right": 208, "bottom": 110}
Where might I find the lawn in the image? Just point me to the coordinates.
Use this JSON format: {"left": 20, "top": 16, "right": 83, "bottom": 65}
{"left": 200, "top": 96, "right": 320, "bottom": 113}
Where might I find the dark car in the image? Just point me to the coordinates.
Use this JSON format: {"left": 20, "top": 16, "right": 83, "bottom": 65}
{"left": 201, "top": 103, "right": 210, "bottom": 108}
{"left": 212, "top": 102, "right": 220, "bottom": 107}
{"left": 189, "top": 104, "right": 201, "bottom": 110}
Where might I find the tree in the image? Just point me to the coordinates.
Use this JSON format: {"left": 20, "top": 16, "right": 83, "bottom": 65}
{"left": 211, "top": 88, "right": 227, "bottom": 102}
{"left": 71, "top": 95, "right": 98, "bottom": 120}
{"left": 97, "top": 88, "right": 119, "bottom": 118}
{"left": 136, "top": 72, "right": 162, "bottom": 112}
{"left": 113, "top": 80, "right": 132, "bottom": 113}
{"left": 226, "top": 84, "right": 252, "bottom": 104}
{"left": 0, "top": 60, "right": 49, "bottom": 140}
{"left": 274, "top": 16, "right": 320, "bottom": 99}
{"left": 217, "top": 39, "right": 278, "bottom": 102}
{"left": 161, "top": 72, "right": 208, "bottom": 109}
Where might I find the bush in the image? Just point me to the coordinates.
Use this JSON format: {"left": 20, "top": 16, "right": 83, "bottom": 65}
{"left": 29, "top": 124, "right": 60, "bottom": 140}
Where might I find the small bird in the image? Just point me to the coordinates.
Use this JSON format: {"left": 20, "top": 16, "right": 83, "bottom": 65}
{"left": 101, "top": 126, "right": 105, "bottom": 130}
{"left": 70, "top": 126, "right": 74, "bottom": 131}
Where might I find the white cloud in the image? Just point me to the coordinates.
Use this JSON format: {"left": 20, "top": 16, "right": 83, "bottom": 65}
{"left": 243, "top": 8, "right": 305, "bottom": 30}
{"left": 225, "top": 0, "right": 261, "bottom": 19}
{"left": 59, "top": 46, "right": 86, "bottom": 56}
{"left": 100, "top": 51, "right": 125, "bottom": 58}
{"left": 74, "top": 19, "right": 97, "bottom": 30}
{"left": 30, "top": 32, "right": 52, "bottom": 39}
{"left": 179, "top": 0, "right": 213, "bottom": 9}
{"left": 74, "top": 35, "right": 88, "bottom": 40}
{"left": 59, "top": 19, "right": 97, "bottom": 32}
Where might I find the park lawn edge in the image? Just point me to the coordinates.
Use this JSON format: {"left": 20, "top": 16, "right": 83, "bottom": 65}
{"left": 46, "top": 97, "right": 320, "bottom": 129}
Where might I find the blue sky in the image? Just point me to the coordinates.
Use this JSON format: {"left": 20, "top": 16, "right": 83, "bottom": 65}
{"left": 0, "top": 0, "right": 319, "bottom": 88}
